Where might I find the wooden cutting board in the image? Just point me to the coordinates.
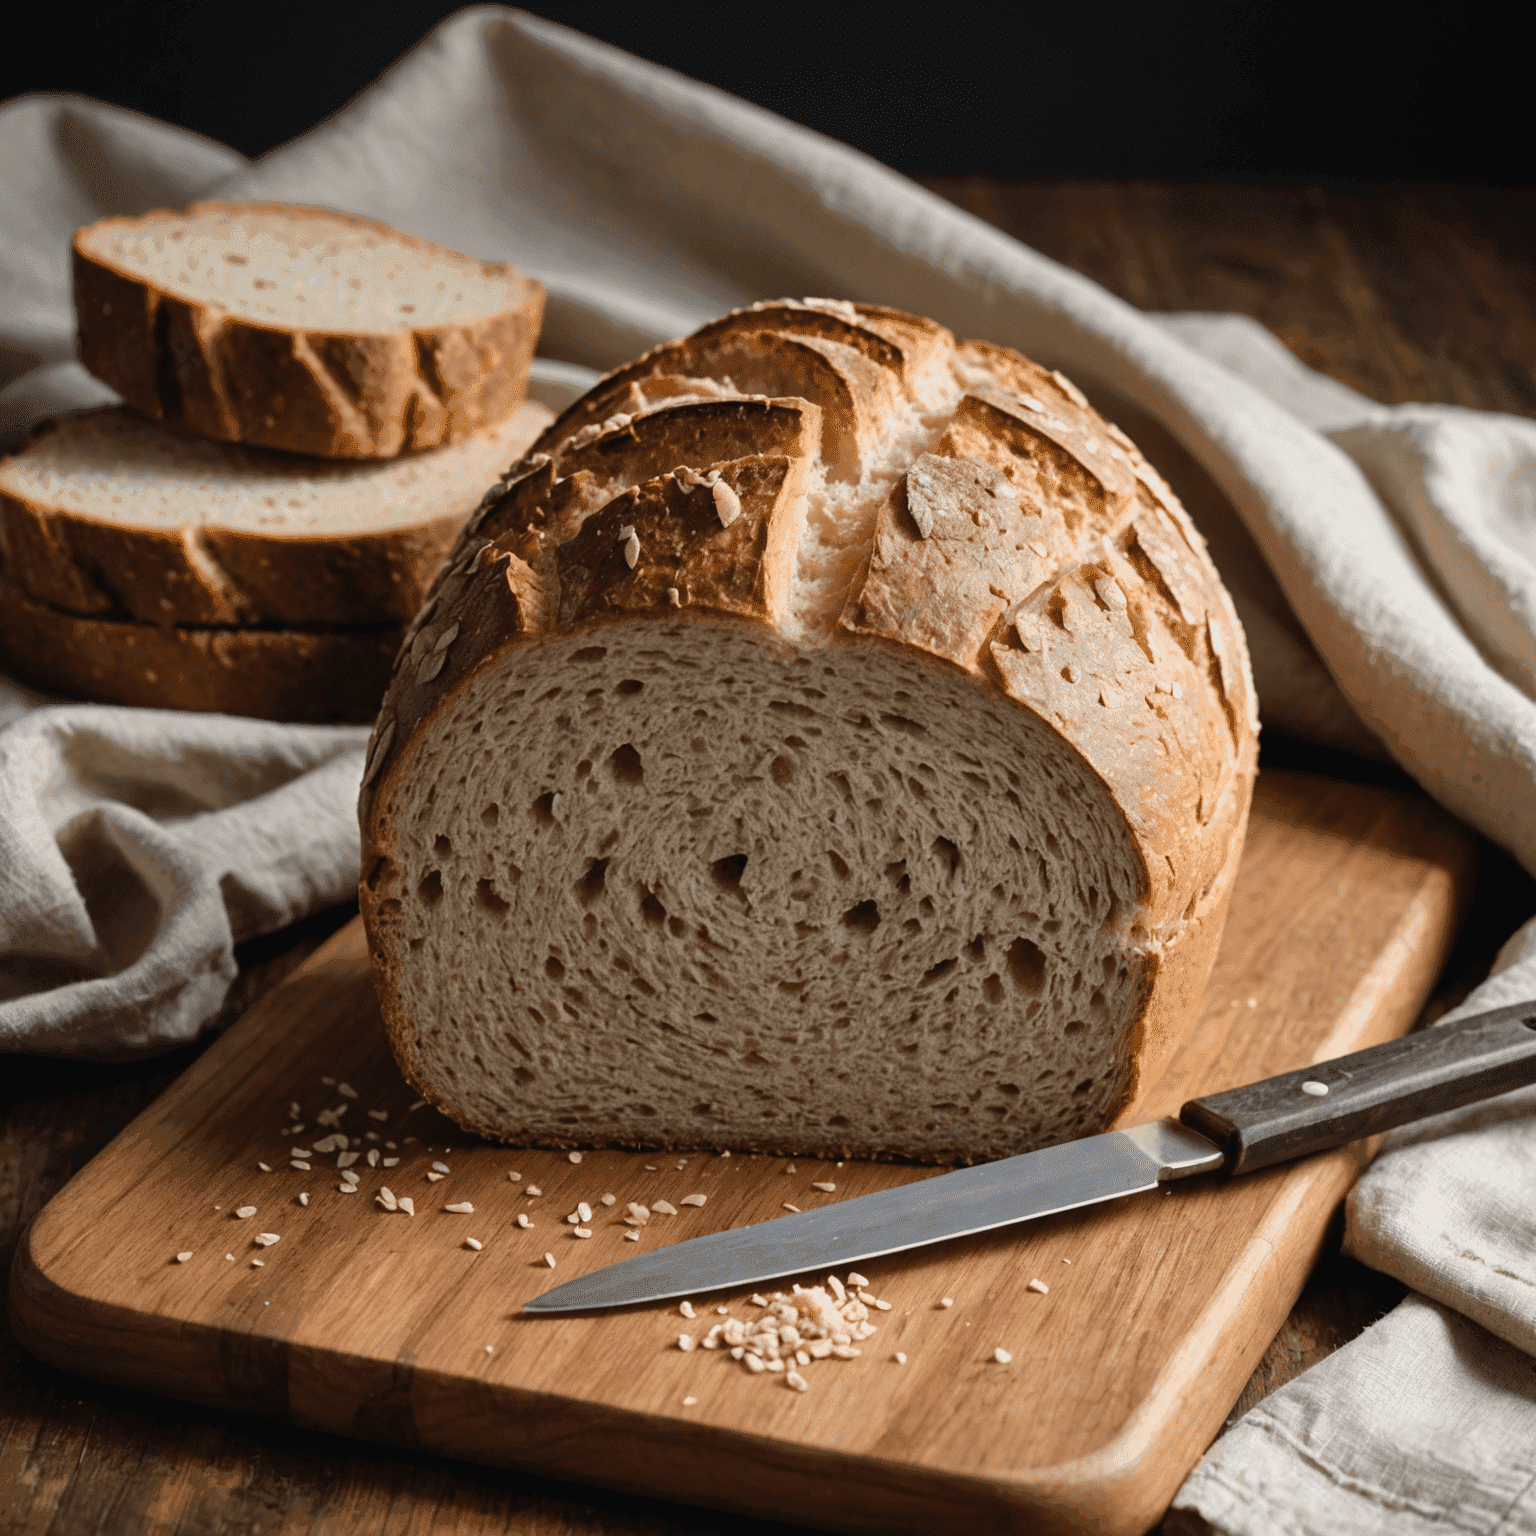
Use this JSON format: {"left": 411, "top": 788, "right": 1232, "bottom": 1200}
{"left": 11, "top": 769, "right": 1472, "bottom": 1536}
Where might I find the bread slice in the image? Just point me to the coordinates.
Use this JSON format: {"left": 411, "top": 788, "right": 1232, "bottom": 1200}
{"left": 0, "top": 401, "right": 551, "bottom": 627}
{"left": 73, "top": 202, "right": 546, "bottom": 459}
{"left": 0, "top": 579, "right": 398, "bottom": 722}
{"left": 358, "top": 301, "right": 1258, "bottom": 1163}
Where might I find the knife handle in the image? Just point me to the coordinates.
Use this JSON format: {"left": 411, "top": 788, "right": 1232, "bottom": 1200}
{"left": 1178, "top": 1000, "right": 1536, "bottom": 1176}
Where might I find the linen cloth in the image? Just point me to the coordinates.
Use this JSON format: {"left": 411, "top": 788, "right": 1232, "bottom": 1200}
{"left": 2, "top": 8, "right": 1534, "bottom": 1529}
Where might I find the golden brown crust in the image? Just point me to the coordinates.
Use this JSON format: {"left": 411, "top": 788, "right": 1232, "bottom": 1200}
{"left": 0, "top": 580, "right": 399, "bottom": 722}
{"left": 73, "top": 202, "right": 546, "bottom": 460}
{"left": 0, "top": 403, "right": 551, "bottom": 626}
{"left": 359, "top": 306, "right": 1259, "bottom": 1150}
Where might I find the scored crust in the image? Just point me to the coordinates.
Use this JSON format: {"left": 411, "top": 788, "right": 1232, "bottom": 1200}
{"left": 0, "top": 580, "right": 398, "bottom": 722}
{"left": 358, "top": 299, "right": 1259, "bottom": 1162}
{"left": 0, "top": 401, "right": 551, "bottom": 628}
{"left": 73, "top": 202, "right": 546, "bottom": 460}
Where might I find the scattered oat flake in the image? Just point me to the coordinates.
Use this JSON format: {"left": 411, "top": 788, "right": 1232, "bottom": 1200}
{"left": 993, "top": 1347, "right": 1013, "bottom": 1364}
{"left": 811, "top": 1181, "right": 836, "bottom": 1193}
{"left": 568, "top": 1151, "right": 583, "bottom": 1164}
{"left": 526, "top": 1185, "right": 543, "bottom": 1197}
{"left": 681, "top": 1194, "right": 707, "bottom": 1207}
{"left": 544, "top": 1252, "right": 556, "bottom": 1268}
{"left": 1028, "top": 1278, "right": 1050, "bottom": 1295}
{"left": 377, "top": 1189, "right": 398, "bottom": 1211}
{"left": 652, "top": 1200, "right": 678, "bottom": 1216}
{"left": 251, "top": 1260, "right": 264, "bottom": 1268}
{"left": 382, "top": 1157, "right": 399, "bottom": 1168}
{"left": 847, "top": 1272, "right": 868, "bottom": 1288}
{"left": 408, "top": 1099, "right": 426, "bottom": 1112}
{"left": 225, "top": 1253, "right": 234, "bottom": 1261}
{"left": 682, "top": 1395, "right": 698, "bottom": 1406}
{"left": 573, "top": 1227, "right": 592, "bottom": 1238}
{"left": 644, "top": 1164, "right": 658, "bottom": 1172}
{"left": 782, "top": 1203, "right": 801, "bottom": 1213}
{"left": 577, "top": 1202, "right": 593, "bottom": 1222}
{"left": 894, "top": 1352, "right": 907, "bottom": 1364}
{"left": 679, "top": 1301, "right": 696, "bottom": 1319}
{"left": 235, "top": 1207, "right": 257, "bottom": 1219}
{"left": 254, "top": 1233, "right": 280, "bottom": 1247}
{"left": 445, "top": 1202, "right": 474, "bottom": 1214}
{"left": 465, "top": 1238, "right": 483, "bottom": 1251}
{"left": 366, "top": 1150, "right": 380, "bottom": 1167}
{"left": 337, "top": 1151, "right": 360, "bottom": 1169}
{"left": 297, "top": 1193, "right": 309, "bottom": 1207}
{"left": 257, "top": 1163, "right": 273, "bottom": 1173}
{"left": 939, "top": 1297, "right": 954, "bottom": 1308}
{"left": 321, "top": 1075, "right": 336, "bottom": 1086}
{"left": 677, "top": 1335, "right": 694, "bottom": 1352}
{"left": 399, "top": 1197, "right": 415, "bottom": 1216}
{"left": 509, "top": 1172, "right": 522, "bottom": 1182}
{"left": 432, "top": 1160, "right": 451, "bottom": 1173}
{"left": 427, "top": 1171, "right": 445, "bottom": 1182}
{"left": 485, "top": 1345, "right": 494, "bottom": 1353}
{"left": 367, "top": 1109, "right": 389, "bottom": 1122}
{"left": 337, "top": 1184, "right": 356, "bottom": 1193}
{"left": 175, "top": 1251, "right": 193, "bottom": 1263}
{"left": 337, "top": 1083, "right": 357, "bottom": 1099}
{"left": 600, "top": 1193, "right": 616, "bottom": 1205}
{"left": 516, "top": 1213, "right": 533, "bottom": 1229}
{"left": 786, "top": 1370, "right": 809, "bottom": 1392}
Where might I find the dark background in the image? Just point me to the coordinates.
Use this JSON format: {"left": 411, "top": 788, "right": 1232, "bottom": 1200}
{"left": 0, "top": 0, "right": 1528, "bottom": 184}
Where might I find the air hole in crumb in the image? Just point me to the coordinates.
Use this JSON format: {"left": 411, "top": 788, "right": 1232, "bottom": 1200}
{"left": 880, "top": 712, "right": 927, "bottom": 736}
{"left": 575, "top": 760, "right": 592, "bottom": 779}
{"left": 920, "top": 957, "right": 958, "bottom": 986}
{"left": 998, "top": 1082, "right": 1020, "bottom": 1096}
{"left": 711, "top": 854, "right": 748, "bottom": 893}
{"left": 1007, "top": 938, "right": 1046, "bottom": 993}
{"left": 534, "top": 793, "right": 557, "bottom": 824}
{"left": 784, "top": 735, "right": 808, "bottom": 749}
{"left": 418, "top": 870, "right": 443, "bottom": 906}
{"left": 695, "top": 1012, "right": 717, "bottom": 1023}
{"left": 1073, "top": 1078, "right": 1095, "bottom": 1095}
{"left": 481, "top": 803, "right": 499, "bottom": 826}
{"left": 546, "top": 955, "right": 566, "bottom": 979}
{"left": 616, "top": 679, "right": 644, "bottom": 695}
{"left": 513, "top": 1066, "right": 535, "bottom": 1084}
{"left": 434, "top": 834, "right": 452, "bottom": 857}
{"left": 827, "top": 851, "right": 850, "bottom": 880}
{"left": 578, "top": 858, "right": 609, "bottom": 905}
{"left": 641, "top": 889, "right": 667, "bottom": 925}
{"left": 668, "top": 916, "right": 687, "bottom": 938}
{"left": 982, "top": 974, "right": 1003, "bottom": 1003}
{"left": 609, "top": 744, "right": 644, "bottom": 783}
{"left": 931, "top": 837, "right": 961, "bottom": 876}
{"left": 1064, "top": 1019, "right": 1087, "bottom": 1035}
{"left": 842, "top": 900, "right": 880, "bottom": 932}
{"left": 829, "top": 1115, "right": 849, "bottom": 1127}
{"left": 476, "top": 880, "right": 509, "bottom": 915}
{"left": 1089, "top": 987, "right": 1106, "bottom": 1010}
{"left": 771, "top": 755, "right": 794, "bottom": 785}
{"left": 365, "top": 856, "right": 392, "bottom": 891}
{"left": 968, "top": 936, "right": 986, "bottom": 961}
{"left": 573, "top": 646, "right": 607, "bottom": 662}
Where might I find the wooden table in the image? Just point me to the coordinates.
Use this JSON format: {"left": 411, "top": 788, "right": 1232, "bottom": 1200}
{"left": 5, "top": 180, "right": 1534, "bottom": 1536}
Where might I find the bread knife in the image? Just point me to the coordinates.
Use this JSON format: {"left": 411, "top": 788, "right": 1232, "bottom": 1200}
{"left": 523, "top": 999, "right": 1536, "bottom": 1313}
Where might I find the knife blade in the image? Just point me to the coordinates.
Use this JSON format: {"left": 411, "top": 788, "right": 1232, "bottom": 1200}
{"left": 523, "top": 997, "right": 1536, "bottom": 1313}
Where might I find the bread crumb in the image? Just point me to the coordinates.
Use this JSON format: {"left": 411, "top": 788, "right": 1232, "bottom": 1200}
{"left": 666, "top": 587, "right": 681, "bottom": 607}
{"left": 680, "top": 1194, "right": 707, "bottom": 1207}
{"left": 366, "top": 1150, "right": 379, "bottom": 1168}
{"left": 785, "top": 1164, "right": 796, "bottom": 1173}
{"left": 382, "top": 1157, "right": 399, "bottom": 1168}
{"left": 893, "top": 1352, "right": 907, "bottom": 1364}
{"left": 1302, "top": 1080, "right": 1329, "bottom": 1097}
{"left": 847, "top": 1272, "right": 868, "bottom": 1288}
{"left": 337, "top": 1151, "right": 360, "bottom": 1169}
{"left": 993, "top": 1347, "right": 1013, "bottom": 1364}
{"left": 682, "top": 1395, "right": 698, "bottom": 1406}
{"left": 644, "top": 1164, "right": 658, "bottom": 1172}
{"left": 225, "top": 1253, "right": 234, "bottom": 1261}
{"left": 568, "top": 1151, "right": 583, "bottom": 1163}
{"left": 1028, "top": 1278, "right": 1049, "bottom": 1295}
{"left": 712, "top": 480, "right": 742, "bottom": 527}
{"left": 234, "top": 1206, "right": 256, "bottom": 1219}
{"left": 175, "top": 1251, "right": 193, "bottom": 1263}
{"left": 750, "top": 1294, "right": 767, "bottom": 1306}
{"left": 444, "top": 1202, "right": 474, "bottom": 1214}
{"left": 485, "top": 1345, "right": 494, "bottom": 1353}
{"left": 1063, "top": 1258, "right": 1072, "bottom": 1265}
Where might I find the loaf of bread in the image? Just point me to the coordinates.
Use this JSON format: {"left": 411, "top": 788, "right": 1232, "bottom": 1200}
{"left": 0, "top": 578, "right": 399, "bottom": 722}
{"left": 358, "top": 300, "right": 1258, "bottom": 1162}
{"left": 73, "top": 202, "right": 545, "bottom": 459}
{"left": 0, "top": 401, "right": 551, "bottom": 627}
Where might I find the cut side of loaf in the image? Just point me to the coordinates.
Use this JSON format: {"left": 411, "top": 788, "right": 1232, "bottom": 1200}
{"left": 359, "top": 300, "right": 1259, "bottom": 1163}
{"left": 73, "top": 202, "right": 546, "bottom": 459}
{"left": 0, "top": 401, "right": 551, "bottom": 626}
{"left": 0, "top": 580, "right": 399, "bottom": 723}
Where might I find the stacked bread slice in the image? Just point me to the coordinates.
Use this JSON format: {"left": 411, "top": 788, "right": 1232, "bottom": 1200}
{"left": 0, "top": 203, "right": 548, "bottom": 721}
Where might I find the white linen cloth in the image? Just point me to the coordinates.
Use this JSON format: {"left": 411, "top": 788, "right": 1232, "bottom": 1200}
{"left": 2, "top": 8, "right": 1534, "bottom": 1528}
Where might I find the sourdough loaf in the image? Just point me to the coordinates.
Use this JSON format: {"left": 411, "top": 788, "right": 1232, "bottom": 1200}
{"left": 73, "top": 203, "right": 545, "bottom": 459}
{"left": 0, "top": 579, "right": 399, "bottom": 722}
{"left": 358, "top": 300, "right": 1258, "bottom": 1162}
{"left": 0, "top": 402, "right": 551, "bottom": 627}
